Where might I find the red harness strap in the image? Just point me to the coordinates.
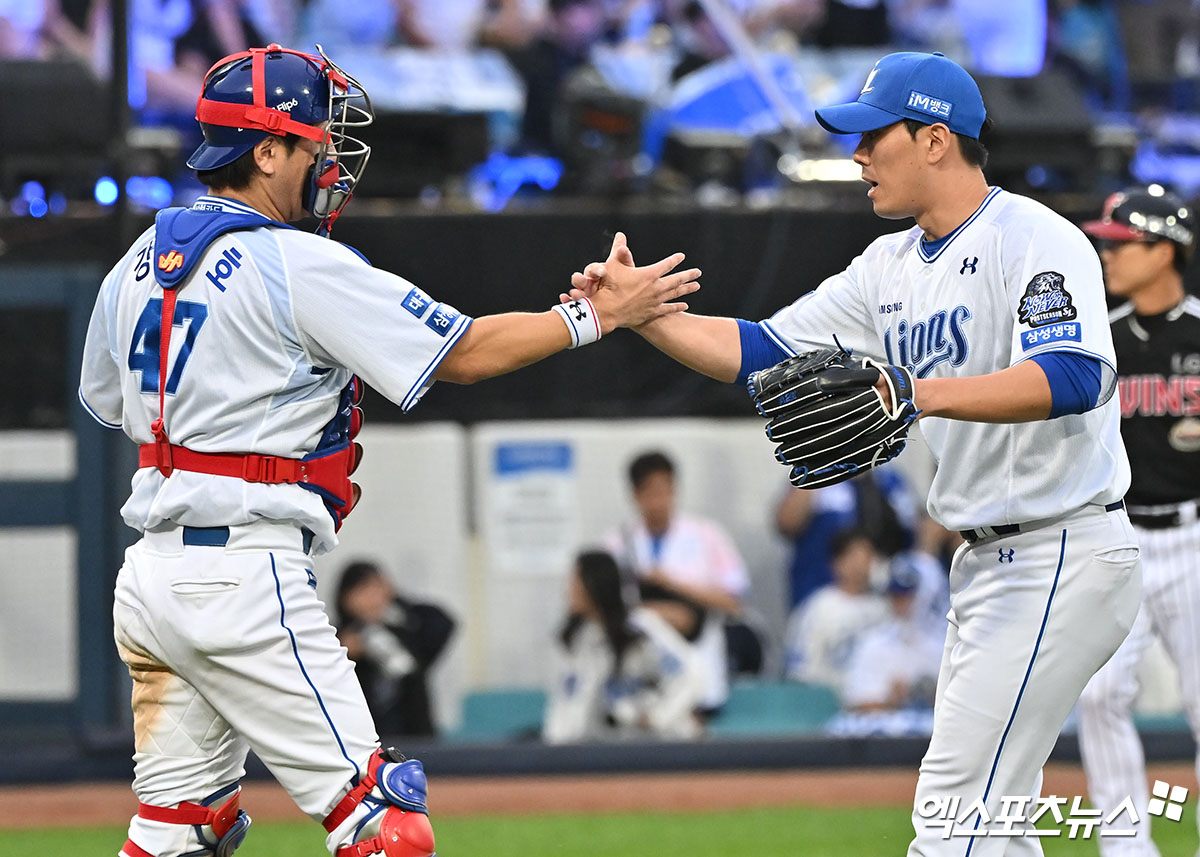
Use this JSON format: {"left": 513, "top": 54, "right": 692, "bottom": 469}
{"left": 121, "top": 792, "right": 243, "bottom": 857}
{"left": 138, "top": 285, "right": 359, "bottom": 521}
{"left": 323, "top": 749, "right": 386, "bottom": 833}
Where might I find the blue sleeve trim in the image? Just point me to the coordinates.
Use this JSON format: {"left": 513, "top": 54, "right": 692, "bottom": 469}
{"left": 338, "top": 241, "right": 370, "bottom": 266}
{"left": 1031, "top": 351, "right": 1103, "bottom": 418}
{"left": 78, "top": 388, "right": 121, "bottom": 429}
{"left": 736, "top": 319, "right": 790, "bottom": 386}
{"left": 400, "top": 315, "right": 474, "bottom": 412}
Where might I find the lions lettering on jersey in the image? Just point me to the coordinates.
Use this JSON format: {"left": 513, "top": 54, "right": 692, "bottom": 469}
{"left": 883, "top": 305, "right": 972, "bottom": 378}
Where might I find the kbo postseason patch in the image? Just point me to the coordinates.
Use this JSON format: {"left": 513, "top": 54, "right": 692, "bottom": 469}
{"left": 1017, "top": 272, "right": 1077, "bottom": 327}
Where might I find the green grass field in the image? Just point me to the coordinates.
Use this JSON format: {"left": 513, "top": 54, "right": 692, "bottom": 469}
{"left": 3, "top": 806, "right": 1196, "bottom": 856}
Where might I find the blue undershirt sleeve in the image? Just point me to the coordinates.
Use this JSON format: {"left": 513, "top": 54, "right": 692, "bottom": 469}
{"left": 736, "top": 319, "right": 790, "bottom": 386}
{"left": 1030, "top": 351, "right": 1104, "bottom": 418}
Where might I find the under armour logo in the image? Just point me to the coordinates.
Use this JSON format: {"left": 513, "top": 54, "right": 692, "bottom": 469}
{"left": 960, "top": 256, "right": 979, "bottom": 275}
{"left": 998, "top": 548, "right": 1015, "bottom": 564}
{"left": 569, "top": 300, "right": 588, "bottom": 322}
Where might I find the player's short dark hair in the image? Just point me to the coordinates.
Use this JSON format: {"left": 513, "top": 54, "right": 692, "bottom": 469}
{"left": 196, "top": 133, "right": 303, "bottom": 191}
{"left": 1164, "top": 239, "right": 1192, "bottom": 276}
{"left": 830, "top": 526, "right": 873, "bottom": 560}
{"left": 334, "top": 560, "right": 382, "bottom": 627}
{"left": 903, "top": 116, "right": 992, "bottom": 169}
{"left": 629, "top": 450, "right": 675, "bottom": 489}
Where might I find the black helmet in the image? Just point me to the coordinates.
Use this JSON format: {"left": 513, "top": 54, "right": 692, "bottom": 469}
{"left": 1082, "top": 186, "right": 1194, "bottom": 251}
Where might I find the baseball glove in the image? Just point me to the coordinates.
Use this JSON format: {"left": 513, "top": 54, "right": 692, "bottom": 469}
{"left": 747, "top": 346, "right": 919, "bottom": 489}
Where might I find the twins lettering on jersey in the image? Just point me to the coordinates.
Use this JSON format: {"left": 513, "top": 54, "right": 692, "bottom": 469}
{"left": 1118, "top": 374, "right": 1200, "bottom": 418}
{"left": 883, "top": 305, "right": 972, "bottom": 378}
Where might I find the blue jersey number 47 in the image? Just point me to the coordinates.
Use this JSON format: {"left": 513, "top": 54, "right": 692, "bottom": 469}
{"left": 128, "top": 298, "right": 209, "bottom": 394}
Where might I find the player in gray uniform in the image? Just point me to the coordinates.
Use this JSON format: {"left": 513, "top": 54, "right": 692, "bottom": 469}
{"left": 1076, "top": 187, "right": 1199, "bottom": 856}
{"left": 567, "top": 51, "right": 1141, "bottom": 855}
{"left": 78, "top": 45, "right": 699, "bottom": 857}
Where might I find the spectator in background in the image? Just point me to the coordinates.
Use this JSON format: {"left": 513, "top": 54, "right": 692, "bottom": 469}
{"left": 606, "top": 450, "right": 750, "bottom": 714}
{"left": 783, "top": 528, "right": 889, "bottom": 692}
{"left": 840, "top": 555, "right": 944, "bottom": 713}
{"left": 175, "top": 0, "right": 291, "bottom": 70}
{"left": 895, "top": 515, "right": 957, "bottom": 624}
{"left": 335, "top": 561, "right": 456, "bottom": 738}
{"left": 0, "top": 0, "right": 98, "bottom": 64}
{"left": 1048, "top": 0, "right": 1129, "bottom": 109}
{"left": 543, "top": 550, "right": 706, "bottom": 743}
{"left": 666, "top": 0, "right": 732, "bottom": 81}
{"left": 775, "top": 467, "right": 917, "bottom": 609}
{"left": 885, "top": 0, "right": 965, "bottom": 54}
{"left": 954, "top": 0, "right": 1046, "bottom": 76}
{"left": 811, "top": 0, "right": 890, "bottom": 48}
{"left": 507, "top": 0, "right": 609, "bottom": 154}
{"left": 402, "top": 0, "right": 543, "bottom": 51}
{"left": 297, "top": 0, "right": 403, "bottom": 55}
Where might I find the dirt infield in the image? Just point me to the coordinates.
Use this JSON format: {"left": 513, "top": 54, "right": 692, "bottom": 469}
{"left": 4, "top": 763, "right": 1197, "bottom": 829}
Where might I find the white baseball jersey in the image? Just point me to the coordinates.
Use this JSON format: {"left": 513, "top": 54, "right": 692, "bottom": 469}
{"left": 760, "top": 187, "right": 1130, "bottom": 530}
{"left": 606, "top": 513, "right": 750, "bottom": 708}
{"left": 542, "top": 606, "right": 706, "bottom": 743}
{"left": 783, "top": 584, "right": 888, "bottom": 691}
{"left": 840, "top": 613, "right": 945, "bottom": 710}
{"left": 79, "top": 195, "right": 472, "bottom": 554}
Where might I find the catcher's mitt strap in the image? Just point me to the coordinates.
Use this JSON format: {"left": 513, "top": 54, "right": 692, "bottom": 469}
{"left": 863, "top": 358, "right": 916, "bottom": 420}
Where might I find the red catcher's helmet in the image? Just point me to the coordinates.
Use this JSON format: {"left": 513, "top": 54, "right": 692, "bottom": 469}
{"left": 188, "top": 44, "right": 373, "bottom": 233}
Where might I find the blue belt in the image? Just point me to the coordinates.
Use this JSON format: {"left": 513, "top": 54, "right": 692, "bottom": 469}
{"left": 182, "top": 526, "right": 315, "bottom": 555}
{"left": 959, "top": 500, "right": 1125, "bottom": 544}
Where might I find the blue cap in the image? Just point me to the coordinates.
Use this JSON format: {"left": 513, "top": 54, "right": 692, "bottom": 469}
{"left": 886, "top": 554, "right": 922, "bottom": 595}
{"left": 815, "top": 52, "right": 987, "bottom": 140}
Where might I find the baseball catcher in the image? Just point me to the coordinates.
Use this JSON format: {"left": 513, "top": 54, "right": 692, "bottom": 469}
{"left": 748, "top": 346, "right": 919, "bottom": 488}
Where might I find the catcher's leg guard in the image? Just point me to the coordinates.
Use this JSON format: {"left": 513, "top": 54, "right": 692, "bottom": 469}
{"left": 121, "top": 783, "right": 251, "bottom": 857}
{"left": 323, "top": 748, "right": 434, "bottom": 857}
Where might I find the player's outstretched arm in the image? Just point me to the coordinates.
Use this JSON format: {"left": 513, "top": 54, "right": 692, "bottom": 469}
{"left": 913, "top": 360, "right": 1052, "bottom": 423}
{"left": 433, "top": 239, "right": 699, "bottom": 384}
{"left": 566, "top": 233, "right": 742, "bottom": 383}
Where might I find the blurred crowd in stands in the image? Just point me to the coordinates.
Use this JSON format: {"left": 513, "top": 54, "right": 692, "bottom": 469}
{"left": 543, "top": 450, "right": 956, "bottom": 743}
{"left": 1, "top": 0, "right": 1197, "bottom": 204}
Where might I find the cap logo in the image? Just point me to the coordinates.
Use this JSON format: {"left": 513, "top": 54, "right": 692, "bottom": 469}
{"left": 276, "top": 97, "right": 299, "bottom": 112}
{"left": 907, "top": 91, "right": 952, "bottom": 119}
{"left": 861, "top": 64, "right": 881, "bottom": 94}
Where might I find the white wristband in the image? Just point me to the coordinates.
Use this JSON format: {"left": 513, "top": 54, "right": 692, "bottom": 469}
{"left": 552, "top": 298, "right": 602, "bottom": 349}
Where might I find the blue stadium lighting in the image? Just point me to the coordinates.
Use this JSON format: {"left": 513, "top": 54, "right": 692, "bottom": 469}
{"left": 28, "top": 198, "right": 48, "bottom": 218}
{"left": 469, "top": 154, "right": 563, "bottom": 212}
{"left": 48, "top": 193, "right": 67, "bottom": 215}
{"left": 126, "top": 176, "right": 175, "bottom": 210}
{"left": 20, "top": 181, "right": 45, "bottom": 202}
{"left": 95, "top": 177, "right": 119, "bottom": 206}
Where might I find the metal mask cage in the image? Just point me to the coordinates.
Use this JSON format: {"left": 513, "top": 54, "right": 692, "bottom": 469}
{"left": 310, "top": 44, "right": 374, "bottom": 227}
